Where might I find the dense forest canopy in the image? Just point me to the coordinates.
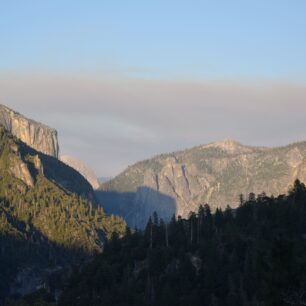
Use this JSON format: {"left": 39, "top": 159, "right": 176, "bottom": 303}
{"left": 56, "top": 180, "right": 306, "bottom": 306}
{"left": 0, "top": 126, "right": 126, "bottom": 303}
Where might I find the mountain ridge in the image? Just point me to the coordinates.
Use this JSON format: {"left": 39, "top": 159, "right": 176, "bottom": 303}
{"left": 99, "top": 139, "right": 306, "bottom": 228}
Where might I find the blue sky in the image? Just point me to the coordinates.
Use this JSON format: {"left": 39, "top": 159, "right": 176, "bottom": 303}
{"left": 1, "top": 1, "right": 306, "bottom": 176}
{"left": 1, "top": 1, "right": 306, "bottom": 80}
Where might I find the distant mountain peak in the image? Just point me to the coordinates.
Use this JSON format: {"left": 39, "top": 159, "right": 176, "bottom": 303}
{"left": 60, "top": 155, "right": 99, "bottom": 190}
{"left": 203, "top": 138, "right": 249, "bottom": 153}
{"left": 211, "top": 138, "right": 241, "bottom": 147}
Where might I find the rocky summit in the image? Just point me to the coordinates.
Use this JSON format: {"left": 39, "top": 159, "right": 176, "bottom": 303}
{"left": 0, "top": 104, "right": 59, "bottom": 158}
{"left": 99, "top": 139, "right": 306, "bottom": 228}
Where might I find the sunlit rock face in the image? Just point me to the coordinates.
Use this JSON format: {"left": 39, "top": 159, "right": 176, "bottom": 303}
{"left": 0, "top": 104, "right": 59, "bottom": 158}
{"left": 100, "top": 139, "right": 306, "bottom": 227}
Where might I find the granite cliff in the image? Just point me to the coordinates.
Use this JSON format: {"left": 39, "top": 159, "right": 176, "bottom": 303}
{"left": 99, "top": 139, "right": 306, "bottom": 228}
{"left": 0, "top": 104, "right": 59, "bottom": 158}
{"left": 2, "top": 124, "right": 96, "bottom": 202}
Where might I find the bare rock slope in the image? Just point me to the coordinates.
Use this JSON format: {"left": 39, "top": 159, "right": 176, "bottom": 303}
{"left": 99, "top": 139, "right": 306, "bottom": 228}
{"left": 0, "top": 104, "right": 59, "bottom": 157}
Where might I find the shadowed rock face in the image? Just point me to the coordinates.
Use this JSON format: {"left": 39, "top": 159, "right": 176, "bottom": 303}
{"left": 101, "top": 139, "right": 306, "bottom": 225}
{"left": 5, "top": 130, "right": 96, "bottom": 201}
{"left": 0, "top": 104, "right": 59, "bottom": 158}
{"left": 60, "top": 155, "right": 99, "bottom": 190}
{"left": 97, "top": 187, "right": 176, "bottom": 229}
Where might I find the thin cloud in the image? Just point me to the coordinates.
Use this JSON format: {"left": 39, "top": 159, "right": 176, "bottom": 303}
{"left": 0, "top": 73, "right": 305, "bottom": 176}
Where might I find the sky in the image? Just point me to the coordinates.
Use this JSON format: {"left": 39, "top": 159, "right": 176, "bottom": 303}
{"left": 0, "top": 1, "right": 306, "bottom": 176}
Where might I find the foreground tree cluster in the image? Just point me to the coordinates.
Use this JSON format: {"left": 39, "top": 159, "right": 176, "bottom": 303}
{"left": 54, "top": 180, "right": 306, "bottom": 306}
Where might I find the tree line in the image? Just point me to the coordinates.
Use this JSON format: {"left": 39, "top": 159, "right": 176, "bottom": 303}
{"left": 53, "top": 180, "right": 306, "bottom": 306}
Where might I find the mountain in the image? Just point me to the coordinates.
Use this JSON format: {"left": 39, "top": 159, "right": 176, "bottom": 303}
{"left": 0, "top": 125, "right": 126, "bottom": 300}
{"left": 0, "top": 104, "right": 97, "bottom": 200}
{"left": 60, "top": 155, "right": 100, "bottom": 190}
{"left": 0, "top": 104, "right": 59, "bottom": 158}
{"left": 98, "top": 139, "right": 306, "bottom": 228}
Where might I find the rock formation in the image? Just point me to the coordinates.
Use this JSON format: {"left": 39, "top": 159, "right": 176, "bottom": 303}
{"left": 60, "top": 155, "right": 99, "bottom": 190}
{"left": 99, "top": 139, "right": 306, "bottom": 228}
{"left": 0, "top": 104, "right": 59, "bottom": 158}
{"left": 0, "top": 124, "right": 95, "bottom": 200}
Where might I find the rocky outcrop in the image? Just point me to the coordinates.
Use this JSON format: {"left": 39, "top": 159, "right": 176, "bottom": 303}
{"left": 60, "top": 155, "right": 99, "bottom": 190}
{"left": 0, "top": 105, "right": 97, "bottom": 199}
{"left": 100, "top": 139, "right": 306, "bottom": 228}
{"left": 0, "top": 104, "right": 59, "bottom": 158}
{"left": 9, "top": 155, "right": 35, "bottom": 187}
{"left": 0, "top": 125, "right": 95, "bottom": 201}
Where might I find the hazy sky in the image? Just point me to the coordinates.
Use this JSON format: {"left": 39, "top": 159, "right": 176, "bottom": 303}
{"left": 1, "top": 1, "right": 306, "bottom": 176}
